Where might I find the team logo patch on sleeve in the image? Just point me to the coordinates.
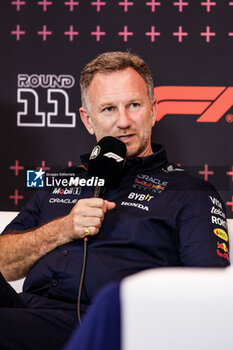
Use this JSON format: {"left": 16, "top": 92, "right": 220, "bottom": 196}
{"left": 217, "top": 242, "right": 229, "bottom": 253}
{"left": 216, "top": 249, "right": 230, "bottom": 262}
{"left": 213, "top": 228, "right": 228, "bottom": 242}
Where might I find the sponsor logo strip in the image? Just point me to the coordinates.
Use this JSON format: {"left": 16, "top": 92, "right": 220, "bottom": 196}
{"left": 128, "top": 192, "right": 154, "bottom": 202}
{"left": 49, "top": 198, "right": 78, "bottom": 204}
{"left": 213, "top": 228, "right": 228, "bottom": 242}
{"left": 121, "top": 201, "right": 149, "bottom": 211}
{"left": 133, "top": 174, "right": 168, "bottom": 193}
{"left": 211, "top": 216, "right": 227, "bottom": 229}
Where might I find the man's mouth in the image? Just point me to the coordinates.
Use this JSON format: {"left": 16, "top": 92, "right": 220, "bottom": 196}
{"left": 117, "top": 134, "right": 134, "bottom": 142}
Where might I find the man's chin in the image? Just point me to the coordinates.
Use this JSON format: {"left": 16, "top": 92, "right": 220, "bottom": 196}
{"left": 126, "top": 147, "right": 141, "bottom": 160}
{"left": 126, "top": 143, "right": 153, "bottom": 159}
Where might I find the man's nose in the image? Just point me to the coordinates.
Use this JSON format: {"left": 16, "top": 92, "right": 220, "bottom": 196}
{"left": 116, "top": 108, "right": 132, "bottom": 129}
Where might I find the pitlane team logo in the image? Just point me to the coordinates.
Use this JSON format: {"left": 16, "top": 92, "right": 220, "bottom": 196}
{"left": 155, "top": 86, "right": 233, "bottom": 122}
{"left": 26, "top": 170, "right": 105, "bottom": 189}
{"left": 27, "top": 168, "right": 45, "bottom": 187}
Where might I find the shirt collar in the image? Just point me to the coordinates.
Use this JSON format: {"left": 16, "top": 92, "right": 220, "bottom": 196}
{"left": 80, "top": 143, "right": 168, "bottom": 174}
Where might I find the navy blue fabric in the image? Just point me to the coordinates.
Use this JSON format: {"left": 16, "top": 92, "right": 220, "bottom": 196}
{"left": 64, "top": 283, "right": 120, "bottom": 350}
{"left": 0, "top": 272, "right": 78, "bottom": 350}
{"left": 2, "top": 144, "right": 229, "bottom": 309}
{"left": 0, "top": 271, "right": 25, "bottom": 308}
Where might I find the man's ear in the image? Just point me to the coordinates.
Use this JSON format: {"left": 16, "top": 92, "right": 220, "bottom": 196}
{"left": 151, "top": 99, "right": 157, "bottom": 127}
{"left": 79, "top": 107, "right": 95, "bottom": 135}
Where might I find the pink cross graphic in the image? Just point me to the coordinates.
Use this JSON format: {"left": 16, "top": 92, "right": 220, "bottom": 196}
{"left": 228, "top": 32, "right": 233, "bottom": 36}
{"left": 68, "top": 161, "right": 72, "bottom": 167}
{"left": 37, "top": 0, "right": 53, "bottom": 11}
{"left": 37, "top": 25, "right": 52, "bottom": 41}
{"left": 64, "top": 0, "right": 79, "bottom": 11}
{"left": 91, "top": 0, "right": 106, "bottom": 11}
{"left": 91, "top": 25, "right": 106, "bottom": 41}
{"left": 173, "top": 0, "right": 189, "bottom": 12}
{"left": 64, "top": 26, "right": 79, "bottom": 41}
{"left": 11, "top": 25, "right": 26, "bottom": 41}
{"left": 118, "top": 26, "right": 133, "bottom": 42}
{"left": 200, "top": 26, "right": 216, "bottom": 42}
{"left": 229, "top": 2, "right": 233, "bottom": 5}
{"left": 226, "top": 196, "right": 233, "bottom": 211}
{"left": 11, "top": 0, "right": 26, "bottom": 11}
{"left": 173, "top": 26, "right": 188, "bottom": 42}
{"left": 118, "top": 0, "right": 134, "bottom": 12}
{"left": 9, "top": 189, "right": 24, "bottom": 206}
{"left": 201, "top": 0, "right": 216, "bottom": 12}
{"left": 198, "top": 164, "right": 214, "bottom": 181}
{"left": 145, "top": 26, "right": 160, "bottom": 42}
{"left": 10, "top": 160, "right": 24, "bottom": 176}
{"left": 36, "top": 161, "right": 51, "bottom": 171}
{"left": 226, "top": 166, "right": 233, "bottom": 181}
{"left": 146, "top": 0, "right": 161, "bottom": 12}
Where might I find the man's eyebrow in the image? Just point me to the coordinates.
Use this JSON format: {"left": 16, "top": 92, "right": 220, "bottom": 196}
{"left": 98, "top": 102, "right": 115, "bottom": 110}
{"left": 98, "top": 96, "right": 144, "bottom": 110}
{"left": 99, "top": 102, "right": 114, "bottom": 107}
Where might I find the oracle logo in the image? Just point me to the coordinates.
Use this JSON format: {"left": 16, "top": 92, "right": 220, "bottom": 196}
{"left": 155, "top": 86, "right": 233, "bottom": 122}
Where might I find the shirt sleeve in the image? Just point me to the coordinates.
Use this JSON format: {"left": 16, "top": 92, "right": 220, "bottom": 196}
{"left": 1, "top": 190, "right": 50, "bottom": 234}
{"left": 176, "top": 183, "right": 230, "bottom": 267}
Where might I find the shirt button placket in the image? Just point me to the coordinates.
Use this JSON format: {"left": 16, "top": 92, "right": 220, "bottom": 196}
{"left": 51, "top": 280, "right": 58, "bottom": 287}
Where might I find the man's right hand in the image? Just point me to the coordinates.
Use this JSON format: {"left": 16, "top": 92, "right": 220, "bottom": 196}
{"left": 64, "top": 198, "right": 116, "bottom": 240}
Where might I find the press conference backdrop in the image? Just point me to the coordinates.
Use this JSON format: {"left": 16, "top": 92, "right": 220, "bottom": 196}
{"left": 1, "top": 1, "right": 233, "bottom": 218}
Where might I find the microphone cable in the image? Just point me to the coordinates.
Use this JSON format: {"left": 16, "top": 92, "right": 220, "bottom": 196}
{"left": 77, "top": 236, "right": 88, "bottom": 323}
{"left": 77, "top": 136, "right": 126, "bottom": 322}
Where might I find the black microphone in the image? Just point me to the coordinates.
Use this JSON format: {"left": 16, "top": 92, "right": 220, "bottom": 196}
{"left": 88, "top": 136, "right": 127, "bottom": 197}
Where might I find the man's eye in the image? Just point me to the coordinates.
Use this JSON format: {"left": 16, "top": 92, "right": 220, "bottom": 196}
{"left": 130, "top": 103, "right": 140, "bottom": 108}
{"left": 102, "top": 106, "right": 114, "bottom": 112}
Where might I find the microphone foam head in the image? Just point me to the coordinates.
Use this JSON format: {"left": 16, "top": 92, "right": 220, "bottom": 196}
{"left": 88, "top": 136, "right": 126, "bottom": 186}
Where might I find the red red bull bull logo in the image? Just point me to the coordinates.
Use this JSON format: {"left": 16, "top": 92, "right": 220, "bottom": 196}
{"left": 217, "top": 242, "right": 229, "bottom": 253}
{"left": 213, "top": 228, "right": 228, "bottom": 242}
{"left": 217, "top": 249, "right": 230, "bottom": 262}
{"left": 152, "top": 184, "right": 165, "bottom": 191}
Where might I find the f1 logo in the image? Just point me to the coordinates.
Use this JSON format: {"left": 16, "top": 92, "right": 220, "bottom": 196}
{"left": 104, "top": 152, "right": 124, "bottom": 162}
{"left": 155, "top": 86, "right": 233, "bottom": 122}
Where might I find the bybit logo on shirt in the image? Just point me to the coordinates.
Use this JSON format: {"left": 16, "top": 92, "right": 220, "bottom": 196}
{"left": 128, "top": 192, "right": 154, "bottom": 202}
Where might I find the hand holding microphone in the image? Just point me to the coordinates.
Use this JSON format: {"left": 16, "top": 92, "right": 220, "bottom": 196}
{"left": 66, "top": 137, "right": 126, "bottom": 240}
{"left": 69, "top": 197, "right": 116, "bottom": 239}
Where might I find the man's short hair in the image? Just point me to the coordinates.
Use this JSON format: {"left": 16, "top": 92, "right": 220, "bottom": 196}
{"left": 80, "top": 51, "right": 155, "bottom": 110}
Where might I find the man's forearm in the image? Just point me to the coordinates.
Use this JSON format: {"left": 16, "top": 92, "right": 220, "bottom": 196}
{"left": 0, "top": 198, "right": 115, "bottom": 281}
{"left": 0, "top": 216, "right": 71, "bottom": 281}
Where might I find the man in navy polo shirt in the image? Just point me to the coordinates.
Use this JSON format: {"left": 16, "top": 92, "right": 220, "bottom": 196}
{"left": 0, "top": 52, "right": 229, "bottom": 350}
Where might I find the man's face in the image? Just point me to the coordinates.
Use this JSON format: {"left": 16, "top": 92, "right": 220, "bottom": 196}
{"left": 80, "top": 67, "right": 156, "bottom": 159}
